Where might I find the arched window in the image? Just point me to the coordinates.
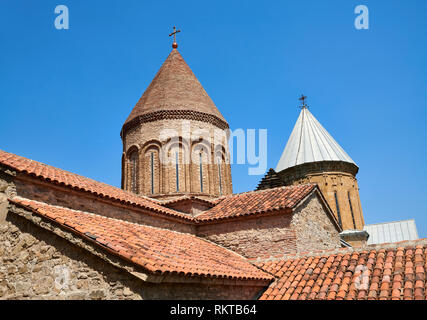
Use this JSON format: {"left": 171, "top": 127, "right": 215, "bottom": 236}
{"left": 199, "top": 152, "right": 204, "bottom": 193}
{"left": 215, "top": 147, "right": 227, "bottom": 196}
{"left": 150, "top": 152, "right": 154, "bottom": 194}
{"left": 165, "top": 140, "right": 188, "bottom": 194}
{"left": 175, "top": 151, "right": 180, "bottom": 192}
{"left": 129, "top": 151, "right": 138, "bottom": 193}
{"left": 348, "top": 191, "right": 357, "bottom": 229}
{"left": 334, "top": 191, "right": 342, "bottom": 227}
{"left": 192, "top": 142, "right": 210, "bottom": 194}
{"left": 121, "top": 153, "right": 125, "bottom": 189}
{"left": 143, "top": 142, "right": 161, "bottom": 195}
{"left": 217, "top": 159, "right": 222, "bottom": 196}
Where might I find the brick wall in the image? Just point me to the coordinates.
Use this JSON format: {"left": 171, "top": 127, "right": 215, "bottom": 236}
{"left": 197, "top": 193, "right": 341, "bottom": 259}
{"left": 292, "top": 173, "right": 363, "bottom": 230}
{"left": 197, "top": 212, "right": 297, "bottom": 259}
{"left": 278, "top": 161, "right": 364, "bottom": 230}
{"left": 14, "top": 176, "right": 195, "bottom": 234}
{"left": 123, "top": 118, "right": 233, "bottom": 199}
{"left": 166, "top": 199, "right": 212, "bottom": 215}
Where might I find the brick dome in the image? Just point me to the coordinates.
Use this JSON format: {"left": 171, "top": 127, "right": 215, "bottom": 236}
{"left": 122, "top": 49, "right": 228, "bottom": 135}
{"left": 121, "top": 48, "right": 233, "bottom": 200}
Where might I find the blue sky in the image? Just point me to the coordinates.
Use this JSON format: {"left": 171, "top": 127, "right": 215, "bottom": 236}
{"left": 0, "top": 1, "right": 426, "bottom": 236}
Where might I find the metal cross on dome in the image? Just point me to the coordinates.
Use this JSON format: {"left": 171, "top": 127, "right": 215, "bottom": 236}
{"left": 169, "top": 26, "right": 181, "bottom": 49}
{"left": 299, "top": 94, "right": 308, "bottom": 108}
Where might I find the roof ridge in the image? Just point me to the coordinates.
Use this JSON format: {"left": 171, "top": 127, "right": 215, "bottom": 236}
{"left": 0, "top": 149, "right": 188, "bottom": 220}
{"left": 218, "top": 183, "right": 317, "bottom": 199}
{"left": 159, "top": 195, "right": 216, "bottom": 206}
{"left": 276, "top": 107, "right": 357, "bottom": 172}
{"left": 10, "top": 197, "right": 196, "bottom": 238}
{"left": 295, "top": 107, "right": 305, "bottom": 166}
{"left": 253, "top": 237, "right": 427, "bottom": 263}
{"left": 195, "top": 184, "right": 317, "bottom": 222}
{"left": 0, "top": 150, "right": 105, "bottom": 184}
{"left": 0, "top": 149, "right": 160, "bottom": 201}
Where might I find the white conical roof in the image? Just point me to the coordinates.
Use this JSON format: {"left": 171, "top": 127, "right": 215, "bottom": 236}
{"left": 276, "top": 107, "right": 357, "bottom": 172}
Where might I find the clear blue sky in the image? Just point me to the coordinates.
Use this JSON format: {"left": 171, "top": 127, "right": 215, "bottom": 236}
{"left": 1, "top": 1, "right": 426, "bottom": 236}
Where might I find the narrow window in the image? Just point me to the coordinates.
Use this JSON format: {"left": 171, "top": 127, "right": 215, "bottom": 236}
{"left": 218, "top": 160, "right": 222, "bottom": 196}
{"left": 175, "top": 152, "right": 179, "bottom": 192}
{"left": 130, "top": 151, "right": 138, "bottom": 193}
{"left": 348, "top": 191, "right": 356, "bottom": 229}
{"left": 199, "top": 153, "right": 204, "bottom": 192}
{"left": 334, "top": 191, "right": 342, "bottom": 227}
{"left": 150, "top": 152, "right": 154, "bottom": 194}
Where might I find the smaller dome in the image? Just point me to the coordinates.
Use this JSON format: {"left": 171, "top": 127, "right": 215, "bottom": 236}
{"left": 276, "top": 107, "right": 357, "bottom": 173}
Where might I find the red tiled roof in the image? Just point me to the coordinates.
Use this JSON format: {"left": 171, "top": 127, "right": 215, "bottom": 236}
{"left": 161, "top": 195, "right": 216, "bottom": 207}
{"left": 0, "top": 150, "right": 320, "bottom": 224}
{"left": 196, "top": 184, "right": 317, "bottom": 222}
{"left": 0, "top": 150, "right": 192, "bottom": 221}
{"left": 256, "top": 240, "right": 427, "bottom": 300}
{"left": 10, "top": 198, "right": 273, "bottom": 281}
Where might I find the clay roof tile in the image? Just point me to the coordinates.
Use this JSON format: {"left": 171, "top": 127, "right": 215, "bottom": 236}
{"left": 0, "top": 150, "right": 191, "bottom": 221}
{"left": 256, "top": 239, "right": 427, "bottom": 300}
{"left": 196, "top": 184, "right": 317, "bottom": 222}
{"left": 10, "top": 198, "right": 272, "bottom": 282}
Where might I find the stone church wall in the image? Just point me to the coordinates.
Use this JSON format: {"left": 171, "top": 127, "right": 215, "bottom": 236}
{"left": 0, "top": 206, "right": 266, "bottom": 300}
{"left": 0, "top": 211, "right": 143, "bottom": 300}
{"left": 291, "top": 193, "right": 341, "bottom": 252}
{"left": 291, "top": 173, "right": 364, "bottom": 231}
{"left": 278, "top": 161, "right": 364, "bottom": 230}
{"left": 197, "top": 194, "right": 341, "bottom": 259}
{"left": 196, "top": 212, "right": 297, "bottom": 259}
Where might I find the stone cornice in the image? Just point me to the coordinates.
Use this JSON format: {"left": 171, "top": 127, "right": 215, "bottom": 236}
{"left": 121, "top": 110, "right": 229, "bottom": 138}
{"left": 278, "top": 161, "right": 359, "bottom": 185}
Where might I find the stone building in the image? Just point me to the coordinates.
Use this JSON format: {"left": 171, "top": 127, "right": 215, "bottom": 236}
{"left": 1, "top": 41, "right": 426, "bottom": 300}
{"left": 121, "top": 48, "right": 232, "bottom": 200}
{"left": 257, "top": 99, "right": 365, "bottom": 234}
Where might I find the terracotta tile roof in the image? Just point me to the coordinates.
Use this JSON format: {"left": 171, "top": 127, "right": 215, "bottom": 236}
{"left": 0, "top": 150, "right": 322, "bottom": 225}
{"left": 10, "top": 198, "right": 273, "bottom": 281}
{"left": 0, "top": 150, "right": 191, "bottom": 221}
{"left": 256, "top": 239, "right": 427, "bottom": 300}
{"left": 196, "top": 184, "right": 317, "bottom": 222}
{"left": 161, "top": 195, "right": 216, "bottom": 207}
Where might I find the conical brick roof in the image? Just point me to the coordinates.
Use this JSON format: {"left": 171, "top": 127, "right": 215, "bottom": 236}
{"left": 123, "top": 49, "right": 227, "bottom": 131}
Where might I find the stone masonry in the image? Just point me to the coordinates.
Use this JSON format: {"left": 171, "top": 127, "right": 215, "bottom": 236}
{"left": 0, "top": 204, "right": 267, "bottom": 300}
{"left": 197, "top": 192, "right": 341, "bottom": 259}
{"left": 276, "top": 161, "right": 364, "bottom": 230}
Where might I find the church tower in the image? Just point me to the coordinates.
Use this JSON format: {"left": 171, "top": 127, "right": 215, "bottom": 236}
{"left": 258, "top": 96, "right": 365, "bottom": 230}
{"left": 121, "top": 33, "right": 232, "bottom": 200}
